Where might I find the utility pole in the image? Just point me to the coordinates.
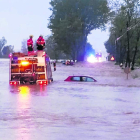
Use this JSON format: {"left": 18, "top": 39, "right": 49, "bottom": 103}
{"left": 126, "top": 21, "right": 129, "bottom": 67}
{"left": 115, "top": 34, "right": 118, "bottom": 63}
{"left": 126, "top": 9, "right": 130, "bottom": 68}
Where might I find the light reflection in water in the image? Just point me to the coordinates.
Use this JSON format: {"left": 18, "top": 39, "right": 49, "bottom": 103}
{"left": 19, "top": 86, "right": 30, "bottom": 97}
{"left": 17, "top": 86, "right": 31, "bottom": 140}
{"left": 39, "top": 85, "right": 47, "bottom": 96}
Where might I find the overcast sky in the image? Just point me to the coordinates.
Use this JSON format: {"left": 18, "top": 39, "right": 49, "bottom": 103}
{"left": 0, "top": 0, "right": 110, "bottom": 54}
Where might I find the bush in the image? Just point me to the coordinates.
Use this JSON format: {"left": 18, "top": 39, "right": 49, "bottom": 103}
{"left": 136, "top": 59, "right": 140, "bottom": 66}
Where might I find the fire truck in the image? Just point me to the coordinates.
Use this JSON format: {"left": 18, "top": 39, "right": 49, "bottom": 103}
{"left": 95, "top": 52, "right": 102, "bottom": 62}
{"left": 9, "top": 51, "right": 53, "bottom": 85}
{"left": 95, "top": 52, "right": 102, "bottom": 58}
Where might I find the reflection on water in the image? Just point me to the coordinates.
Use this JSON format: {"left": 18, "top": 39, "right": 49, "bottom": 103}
{"left": 17, "top": 86, "right": 31, "bottom": 140}
{"left": 39, "top": 85, "right": 48, "bottom": 96}
{"left": 10, "top": 85, "right": 48, "bottom": 96}
{"left": 18, "top": 86, "right": 31, "bottom": 109}
{"left": 19, "top": 86, "right": 30, "bottom": 97}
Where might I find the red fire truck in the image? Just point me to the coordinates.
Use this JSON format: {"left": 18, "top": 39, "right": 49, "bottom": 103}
{"left": 9, "top": 51, "right": 53, "bottom": 85}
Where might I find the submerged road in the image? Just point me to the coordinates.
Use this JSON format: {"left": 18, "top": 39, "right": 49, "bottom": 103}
{"left": 0, "top": 59, "right": 140, "bottom": 140}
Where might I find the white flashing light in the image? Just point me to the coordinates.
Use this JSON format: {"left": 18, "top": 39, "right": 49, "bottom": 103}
{"left": 87, "top": 55, "right": 97, "bottom": 63}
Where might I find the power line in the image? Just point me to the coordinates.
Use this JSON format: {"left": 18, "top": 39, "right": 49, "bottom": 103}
{"left": 115, "top": 20, "right": 140, "bottom": 43}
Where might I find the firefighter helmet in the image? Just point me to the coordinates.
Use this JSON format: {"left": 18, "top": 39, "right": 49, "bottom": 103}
{"left": 29, "top": 35, "right": 33, "bottom": 38}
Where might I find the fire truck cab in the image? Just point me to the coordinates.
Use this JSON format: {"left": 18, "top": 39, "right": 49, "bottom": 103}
{"left": 95, "top": 52, "right": 102, "bottom": 58}
{"left": 95, "top": 52, "right": 102, "bottom": 62}
{"left": 9, "top": 51, "right": 53, "bottom": 85}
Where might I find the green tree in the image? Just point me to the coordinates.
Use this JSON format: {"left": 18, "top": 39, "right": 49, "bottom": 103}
{"left": 105, "top": 0, "right": 140, "bottom": 69}
{"left": 45, "top": 35, "right": 68, "bottom": 59}
{"left": 48, "top": 0, "right": 110, "bottom": 61}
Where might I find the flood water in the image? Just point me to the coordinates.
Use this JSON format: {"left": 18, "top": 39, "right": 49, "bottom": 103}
{"left": 0, "top": 59, "right": 140, "bottom": 140}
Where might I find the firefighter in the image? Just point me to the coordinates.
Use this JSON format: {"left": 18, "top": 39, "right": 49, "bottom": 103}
{"left": 36, "top": 35, "right": 45, "bottom": 50}
{"left": 27, "top": 35, "right": 33, "bottom": 52}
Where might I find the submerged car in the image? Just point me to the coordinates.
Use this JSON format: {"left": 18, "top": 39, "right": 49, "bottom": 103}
{"left": 64, "top": 76, "right": 97, "bottom": 82}
{"left": 62, "top": 60, "right": 74, "bottom": 66}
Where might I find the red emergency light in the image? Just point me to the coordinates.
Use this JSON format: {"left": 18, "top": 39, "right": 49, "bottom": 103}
{"left": 9, "top": 54, "right": 12, "bottom": 58}
{"left": 10, "top": 81, "right": 20, "bottom": 85}
{"left": 38, "top": 81, "right": 48, "bottom": 85}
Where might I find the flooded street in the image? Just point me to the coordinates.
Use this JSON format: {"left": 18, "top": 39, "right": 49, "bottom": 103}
{"left": 0, "top": 59, "right": 140, "bottom": 140}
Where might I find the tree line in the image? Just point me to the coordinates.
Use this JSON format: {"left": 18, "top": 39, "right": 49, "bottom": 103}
{"left": 105, "top": 0, "right": 140, "bottom": 70}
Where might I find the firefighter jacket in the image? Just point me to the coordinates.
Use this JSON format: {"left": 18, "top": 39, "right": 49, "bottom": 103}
{"left": 36, "top": 37, "right": 45, "bottom": 46}
{"left": 27, "top": 39, "right": 33, "bottom": 47}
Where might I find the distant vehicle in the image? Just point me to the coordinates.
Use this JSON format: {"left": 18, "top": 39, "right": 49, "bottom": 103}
{"left": 64, "top": 76, "right": 97, "bottom": 82}
{"left": 62, "top": 60, "right": 74, "bottom": 65}
{"left": 96, "top": 52, "right": 102, "bottom": 58}
{"left": 95, "top": 52, "right": 102, "bottom": 62}
{"left": 9, "top": 51, "right": 54, "bottom": 85}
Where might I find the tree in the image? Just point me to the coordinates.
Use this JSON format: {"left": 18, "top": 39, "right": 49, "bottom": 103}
{"left": 2, "top": 45, "right": 14, "bottom": 57}
{"left": 0, "top": 37, "right": 7, "bottom": 57}
{"left": 105, "top": 0, "right": 140, "bottom": 69}
{"left": 45, "top": 35, "right": 68, "bottom": 59}
{"left": 104, "top": 39, "right": 116, "bottom": 56}
{"left": 21, "top": 39, "right": 28, "bottom": 54}
{"left": 48, "top": 0, "right": 110, "bottom": 61}
{"left": 0, "top": 37, "right": 14, "bottom": 58}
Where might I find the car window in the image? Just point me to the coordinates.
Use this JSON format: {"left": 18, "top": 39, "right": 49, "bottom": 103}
{"left": 72, "top": 77, "right": 80, "bottom": 81}
{"left": 81, "top": 76, "right": 87, "bottom": 81}
{"left": 87, "top": 77, "right": 95, "bottom": 82}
